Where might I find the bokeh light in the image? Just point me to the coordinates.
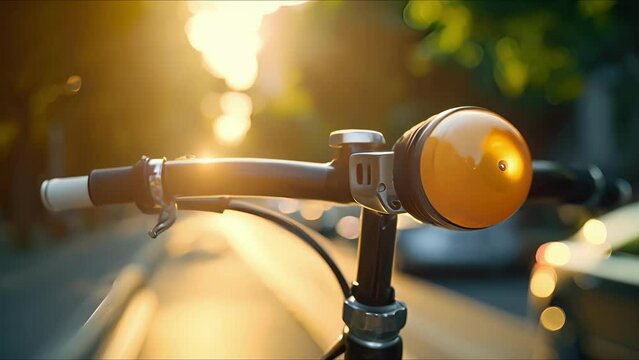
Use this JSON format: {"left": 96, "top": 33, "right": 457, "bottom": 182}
{"left": 277, "top": 199, "right": 300, "bottom": 214}
{"left": 220, "top": 92, "right": 253, "bottom": 116}
{"left": 538, "top": 242, "right": 571, "bottom": 266}
{"left": 299, "top": 201, "right": 325, "bottom": 221}
{"left": 582, "top": 218, "right": 607, "bottom": 245}
{"left": 185, "top": 0, "right": 307, "bottom": 145}
{"left": 530, "top": 266, "right": 557, "bottom": 298}
{"left": 213, "top": 113, "right": 251, "bottom": 145}
{"left": 335, "top": 216, "right": 360, "bottom": 240}
{"left": 540, "top": 306, "right": 566, "bottom": 332}
{"left": 211, "top": 92, "right": 253, "bottom": 145}
{"left": 186, "top": 3, "right": 266, "bottom": 91}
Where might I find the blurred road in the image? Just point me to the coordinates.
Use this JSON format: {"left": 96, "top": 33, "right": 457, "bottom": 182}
{"left": 0, "top": 215, "right": 155, "bottom": 358}
{"left": 103, "top": 212, "right": 541, "bottom": 359}
{"left": 1, "top": 211, "right": 544, "bottom": 359}
{"left": 132, "top": 215, "right": 322, "bottom": 359}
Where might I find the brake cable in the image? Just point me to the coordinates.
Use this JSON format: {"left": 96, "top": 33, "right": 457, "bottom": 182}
{"left": 176, "top": 197, "right": 351, "bottom": 299}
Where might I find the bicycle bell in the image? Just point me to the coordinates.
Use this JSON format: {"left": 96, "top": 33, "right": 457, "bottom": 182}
{"left": 393, "top": 106, "right": 532, "bottom": 230}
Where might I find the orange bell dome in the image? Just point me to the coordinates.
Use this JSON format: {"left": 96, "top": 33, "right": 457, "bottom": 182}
{"left": 393, "top": 107, "right": 532, "bottom": 229}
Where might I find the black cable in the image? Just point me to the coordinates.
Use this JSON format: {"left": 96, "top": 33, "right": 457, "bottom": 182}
{"left": 321, "top": 334, "right": 346, "bottom": 360}
{"left": 226, "top": 200, "right": 351, "bottom": 299}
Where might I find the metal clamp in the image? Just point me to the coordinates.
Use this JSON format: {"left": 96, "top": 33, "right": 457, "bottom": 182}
{"left": 343, "top": 296, "right": 407, "bottom": 345}
{"left": 349, "top": 151, "right": 405, "bottom": 214}
{"left": 147, "top": 158, "right": 177, "bottom": 238}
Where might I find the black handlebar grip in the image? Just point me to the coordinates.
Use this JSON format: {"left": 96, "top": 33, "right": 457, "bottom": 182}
{"left": 529, "top": 161, "right": 605, "bottom": 204}
{"left": 88, "top": 166, "right": 136, "bottom": 206}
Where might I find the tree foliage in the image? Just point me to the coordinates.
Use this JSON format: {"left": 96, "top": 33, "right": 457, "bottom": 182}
{"left": 404, "top": 0, "right": 639, "bottom": 105}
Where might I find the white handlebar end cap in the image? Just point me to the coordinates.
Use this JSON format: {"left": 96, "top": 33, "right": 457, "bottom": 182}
{"left": 40, "top": 176, "right": 93, "bottom": 212}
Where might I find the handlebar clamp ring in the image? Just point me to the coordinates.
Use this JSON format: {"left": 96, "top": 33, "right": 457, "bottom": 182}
{"left": 342, "top": 296, "right": 407, "bottom": 345}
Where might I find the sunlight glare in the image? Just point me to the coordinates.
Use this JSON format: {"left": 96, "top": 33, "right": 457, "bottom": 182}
{"left": 186, "top": 1, "right": 307, "bottom": 91}
{"left": 212, "top": 92, "right": 253, "bottom": 144}
{"left": 186, "top": 0, "right": 307, "bottom": 146}
{"left": 220, "top": 92, "right": 253, "bottom": 116}
{"left": 213, "top": 113, "right": 251, "bottom": 145}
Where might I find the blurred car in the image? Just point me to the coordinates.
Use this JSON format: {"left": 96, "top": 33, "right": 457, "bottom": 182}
{"left": 528, "top": 202, "right": 639, "bottom": 359}
{"left": 396, "top": 215, "right": 524, "bottom": 273}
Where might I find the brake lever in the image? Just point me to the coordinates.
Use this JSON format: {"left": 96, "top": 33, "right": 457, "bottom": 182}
{"left": 149, "top": 202, "right": 177, "bottom": 238}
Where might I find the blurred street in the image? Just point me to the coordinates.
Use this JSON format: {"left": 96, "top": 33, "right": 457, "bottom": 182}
{"left": 0, "top": 214, "right": 158, "bottom": 358}
{"left": 0, "top": 215, "right": 154, "bottom": 358}
{"left": 0, "top": 211, "right": 541, "bottom": 359}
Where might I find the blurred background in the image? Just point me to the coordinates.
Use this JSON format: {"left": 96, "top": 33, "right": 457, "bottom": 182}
{"left": 1, "top": 0, "right": 638, "bottom": 358}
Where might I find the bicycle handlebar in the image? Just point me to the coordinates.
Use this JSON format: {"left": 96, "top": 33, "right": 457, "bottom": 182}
{"left": 36, "top": 107, "right": 634, "bottom": 360}
{"left": 41, "top": 158, "right": 628, "bottom": 213}
{"left": 41, "top": 157, "right": 352, "bottom": 213}
{"left": 162, "top": 158, "right": 349, "bottom": 202}
{"left": 529, "top": 160, "right": 631, "bottom": 209}
{"left": 41, "top": 165, "right": 139, "bottom": 211}
{"left": 89, "top": 166, "right": 137, "bottom": 205}
{"left": 529, "top": 161, "right": 604, "bottom": 204}
{"left": 39, "top": 107, "right": 632, "bottom": 228}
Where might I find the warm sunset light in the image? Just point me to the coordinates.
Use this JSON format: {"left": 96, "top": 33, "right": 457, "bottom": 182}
{"left": 213, "top": 113, "right": 251, "bottom": 145}
{"left": 6, "top": 2, "right": 637, "bottom": 359}
{"left": 212, "top": 92, "right": 253, "bottom": 144}
{"left": 186, "top": 3, "right": 266, "bottom": 91}
{"left": 185, "top": 1, "right": 307, "bottom": 145}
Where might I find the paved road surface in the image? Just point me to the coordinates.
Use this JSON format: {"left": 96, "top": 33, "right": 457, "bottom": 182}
{"left": 0, "top": 215, "right": 154, "bottom": 358}
{"left": 1, "top": 211, "right": 545, "bottom": 358}
{"left": 100, "top": 212, "right": 543, "bottom": 358}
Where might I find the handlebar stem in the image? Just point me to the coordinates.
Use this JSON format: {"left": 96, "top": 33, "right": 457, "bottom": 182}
{"left": 352, "top": 208, "right": 398, "bottom": 306}
{"left": 342, "top": 208, "right": 405, "bottom": 360}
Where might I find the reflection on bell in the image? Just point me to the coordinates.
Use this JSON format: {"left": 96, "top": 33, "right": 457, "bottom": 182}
{"left": 419, "top": 108, "right": 532, "bottom": 228}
